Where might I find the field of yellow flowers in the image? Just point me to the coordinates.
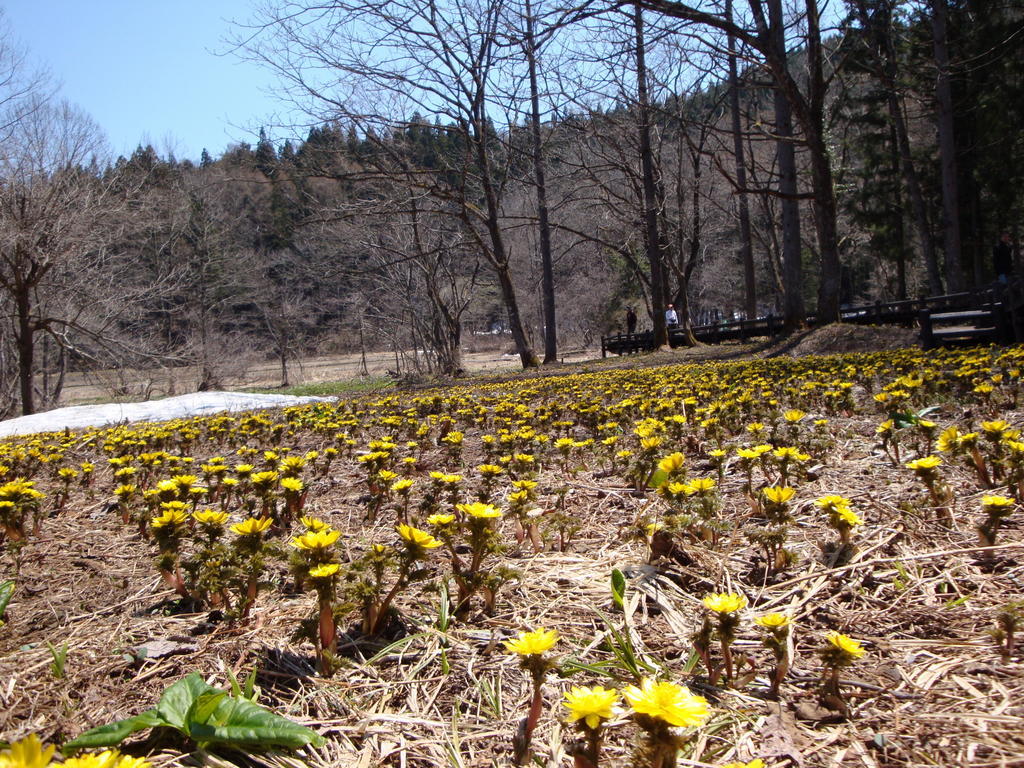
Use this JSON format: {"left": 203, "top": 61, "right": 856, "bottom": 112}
{"left": 1, "top": 344, "right": 1022, "bottom": 768}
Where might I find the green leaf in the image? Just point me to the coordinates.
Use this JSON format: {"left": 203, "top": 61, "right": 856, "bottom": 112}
{"left": 646, "top": 468, "right": 668, "bottom": 489}
{"left": 242, "top": 669, "right": 259, "bottom": 702}
{"left": 610, "top": 569, "right": 626, "bottom": 610}
{"left": 189, "top": 691, "right": 228, "bottom": 726}
{"left": 225, "top": 668, "right": 259, "bottom": 703}
{"left": 558, "top": 658, "right": 624, "bottom": 679}
{"left": 226, "top": 668, "right": 243, "bottom": 699}
{"left": 188, "top": 695, "right": 324, "bottom": 749}
{"left": 0, "top": 579, "right": 14, "bottom": 620}
{"left": 890, "top": 410, "right": 918, "bottom": 430}
{"left": 64, "top": 672, "right": 321, "bottom": 755}
{"left": 61, "top": 710, "right": 165, "bottom": 754}
{"left": 436, "top": 580, "right": 451, "bottom": 632}
{"left": 156, "top": 672, "right": 214, "bottom": 730}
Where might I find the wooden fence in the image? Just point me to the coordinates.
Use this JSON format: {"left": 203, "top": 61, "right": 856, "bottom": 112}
{"left": 601, "top": 279, "right": 1024, "bottom": 357}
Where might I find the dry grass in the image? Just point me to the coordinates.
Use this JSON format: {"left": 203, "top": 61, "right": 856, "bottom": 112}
{"left": 1, "top": 345, "right": 1023, "bottom": 768}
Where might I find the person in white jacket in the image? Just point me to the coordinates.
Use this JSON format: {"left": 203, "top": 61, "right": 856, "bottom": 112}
{"left": 665, "top": 304, "right": 679, "bottom": 329}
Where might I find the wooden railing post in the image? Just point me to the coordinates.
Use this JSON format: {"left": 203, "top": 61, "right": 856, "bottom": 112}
{"left": 919, "top": 309, "right": 934, "bottom": 350}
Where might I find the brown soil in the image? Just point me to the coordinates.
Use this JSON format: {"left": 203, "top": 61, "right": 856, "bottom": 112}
{"left": 3, "top": 342, "right": 1023, "bottom": 768}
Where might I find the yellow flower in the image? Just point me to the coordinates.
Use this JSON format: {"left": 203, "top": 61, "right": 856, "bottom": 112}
{"left": 905, "top": 456, "right": 942, "bottom": 471}
{"left": 982, "top": 495, "right": 1015, "bottom": 509}
{"left": 0, "top": 735, "right": 55, "bottom": 768}
{"left": 685, "top": 477, "right": 717, "bottom": 495}
{"left": 981, "top": 420, "right": 1010, "bottom": 437}
{"left": 755, "top": 613, "right": 792, "bottom": 629}
{"left": 657, "top": 452, "right": 686, "bottom": 475}
{"left": 833, "top": 505, "right": 862, "bottom": 527}
{"left": 783, "top": 409, "right": 806, "bottom": 423}
{"left": 622, "top": 678, "right": 709, "bottom": 728}
{"left": 396, "top": 523, "right": 442, "bottom": 550}
{"left": 640, "top": 436, "right": 663, "bottom": 451}
{"left": 61, "top": 751, "right": 123, "bottom": 768}
{"left": 172, "top": 474, "right": 198, "bottom": 489}
{"left": 192, "top": 509, "right": 229, "bottom": 526}
{"left": 291, "top": 528, "right": 342, "bottom": 551}
{"left": 645, "top": 521, "right": 664, "bottom": 536}
{"left": 826, "top": 631, "right": 866, "bottom": 659}
{"left": 508, "top": 490, "right": 530, "bottom": 505}
{"left": 702, "top": 592, "right": 747, "bottom": 614}
{"left": 457, "top": 501, "right": 502, "bottom": 519}
{"left": 773, "top": 446, "right": 809, "bottom": 461}
{"left": 391, "top": 478, "right": 414, "bottom": 494}
{"left": 762, "top": 486, "right": 795, "bottom": 504}
{"left": 504, "top": 627, "right": 559, "bottom": 656}
{"left": 280, "top": 477, "right": 304, "bottom": 493}
{"left": 427, "top": 513, "right": 455, "bottom": 526}
{"left": 936, "top": 426, "right": 959, "bottom": 452}
{"left": 563, "top": 685, "right": 619, "bottom": 729}
{"left": 720, "top": 761, "right": 765, "bottom": 768}
{"left": 308, "top": 562, "right": 340, "bottom": 579}
{"left": 300, "top": 516, "right": 330, "bottom": 531}
{"left": 815, "top": 494, "right": 854, "bottom": 516}
{"left": 113, "top": 756, "right": 152, "bottom": 768}
{"left": 230, "top": 517, "right": 273, "bottom": 535}
{"left": 150, "top": 507, "right": 188, "bottom": 529}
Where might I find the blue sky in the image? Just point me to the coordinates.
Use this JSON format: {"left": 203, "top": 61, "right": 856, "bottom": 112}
{"left": 3, "top": 1, "right": 297, "bottom": 162}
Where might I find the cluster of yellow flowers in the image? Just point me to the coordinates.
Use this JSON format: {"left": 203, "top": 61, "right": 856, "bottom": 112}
{"left": 1, "top": 343, "right": 1021, "bottom": 764}
{"left": 0, "top": 736, "right": 148, "bottom": 768}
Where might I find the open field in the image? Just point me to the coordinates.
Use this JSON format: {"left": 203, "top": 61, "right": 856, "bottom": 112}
{"left": 56, "top": 323, "right": 920, "bottom": 407}
{"left": 56, "top": 346, "right": 576, "bottom": 406}
{"left": 1, "top": 337, "right": 1021, "bottom": 768}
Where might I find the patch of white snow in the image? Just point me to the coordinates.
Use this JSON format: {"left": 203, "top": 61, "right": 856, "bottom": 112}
{"left": 0, "top": 392, "right": 333, "bottom": 438}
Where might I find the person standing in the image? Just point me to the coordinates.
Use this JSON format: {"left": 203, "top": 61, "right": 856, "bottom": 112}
{"left": 993, "top": 232, "right": 1014, "bottom": 283}
{"left": 626, "top": 306, "right": 637, "bottom": 334}
{"left": 665, "top": 303, "right": 679, "bottom": 329}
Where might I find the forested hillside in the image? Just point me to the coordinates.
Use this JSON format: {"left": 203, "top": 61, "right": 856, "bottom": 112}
{"left": 1, "top": 0, "right": 1021, "bottom": 416}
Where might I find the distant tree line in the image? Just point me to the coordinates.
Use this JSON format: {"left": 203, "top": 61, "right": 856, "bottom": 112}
{"left": 0, "top": 0, "right": 1021, "bottom": 415}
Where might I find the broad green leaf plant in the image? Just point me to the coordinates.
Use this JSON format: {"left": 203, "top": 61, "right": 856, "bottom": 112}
{"left": 63, "top": 672, "right": 323, "bottom": 754}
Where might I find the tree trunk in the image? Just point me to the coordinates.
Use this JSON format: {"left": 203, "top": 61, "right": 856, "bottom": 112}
{"left": 495, "top": 263, "right": 539, "bottom": 368}
{"left": 524, "top": 0, "right": 558, "bottom": 364}
{"left": 889, "top": 121, "right": 908, "bottom": 300}
{"left": 279, "top": 340, "right": 289, "bottom": 388}
{"left": 808, "top": 131, "right": 842, "bottom": 322}
{"left": 888, "top": 89, "right": 942, "bottom": 294}
{"left": 471, "top": 113, "right": 538, "bottom": 368}
{"left": 15, "top": 287, "right": 35, "bottom": 416}
{"left": 634, "top": 4, "right": 669, "bottom": 349}
{"left": 804, "top": 0, "right": 841, "bottom": 323}
{"left": 932, "top": 0, "right": 963, "bottom": 292}
{"left": 768, "top": 0, "right": 804, "bottom": 330}
{"left": 727, "top": 0, "right": 756, "bottom": 319}
{"left": 854, "top": 0, "right": 945, "bottom": 295}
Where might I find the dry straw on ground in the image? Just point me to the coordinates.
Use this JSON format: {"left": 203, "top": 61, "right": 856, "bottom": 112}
{"left": 1, "top": 336, "right": 1022, "bottom": 768}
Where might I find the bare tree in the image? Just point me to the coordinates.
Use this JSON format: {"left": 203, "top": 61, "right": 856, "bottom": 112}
{"left": 929, "top": 0, "right": 963, "bottom": 291}
{"left": 0, "top": 98, "right": 129, "bottom": 414}
{"left": 625, "top": 0, "right": 844, "bottom": 322}
{"left": 240, "top": 0, "right": 541, "bottom": 368}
